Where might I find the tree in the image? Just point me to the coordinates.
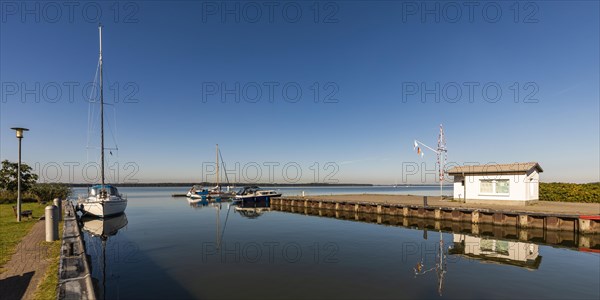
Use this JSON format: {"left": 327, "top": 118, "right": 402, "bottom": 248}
{"left": 0, "top": 160, "right": 38, "bottom": 192}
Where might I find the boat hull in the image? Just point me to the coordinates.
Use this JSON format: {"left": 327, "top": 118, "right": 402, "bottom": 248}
{"left": 80, "top": 199, "right": 127, "bottom": 217}
{"left": 235, "top": 194, "right": 281, "bottom": 203}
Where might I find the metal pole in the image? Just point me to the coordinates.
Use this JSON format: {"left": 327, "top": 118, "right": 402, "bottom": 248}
{"left": 99, "top": 24, "right": 105, "bottom": 188}
{"left": 17, "top": 136, "right": 22, "bottom": 222}
{"left": 463, "top": 172, "right": 466, "bottom": 203}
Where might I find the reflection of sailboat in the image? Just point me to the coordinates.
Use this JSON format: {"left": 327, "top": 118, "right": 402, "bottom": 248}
{"left": 413, "top": 231, "right": 448, "bottom": 296}
{"left": 449, "top": 234, "right": 542, "bottom": 269}
{"left": 187, "top": 197, "right": 210, "bottom": 208}
{"left": 81, "top": 213, "right": 128, "bottom": 300}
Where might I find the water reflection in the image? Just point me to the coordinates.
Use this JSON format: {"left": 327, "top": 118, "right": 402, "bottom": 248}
{"left": 449, "top": 234, "right": 542, "bottom": 269}
{"left": 80, "top": 214, "right": 128, "bottom": 300}
{"left": 413, "top": 231, "right": 449, "bottom": 296}
{"left": 186, "top": 197, "right": 210, "bottom": 209}
{"left": 234, "top": 199, "right": 271, "bottom": 219}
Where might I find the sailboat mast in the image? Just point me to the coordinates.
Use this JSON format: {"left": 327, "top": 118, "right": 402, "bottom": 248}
{"left": 99, "top": 24, "right": 105, "bottom": 187}
{"left": 216, "top": 144, "right": 219, "bottom": 190}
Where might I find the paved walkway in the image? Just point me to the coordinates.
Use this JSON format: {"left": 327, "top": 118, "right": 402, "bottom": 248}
{"left": 283, "top": 194, "right": 600, "bottom": 216}
{"left": 0, "top": 220, "right": 52, "bottom": 300}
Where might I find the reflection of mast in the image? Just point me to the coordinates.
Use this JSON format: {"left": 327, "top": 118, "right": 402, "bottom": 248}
{"left": 436, "top": 231, "right": 447, "bottom": 296}
{"left": 215, "top": 203, "right": 232, "bottom": 250}
{"left": 101, "top": 237, "right": 107, "bottom": 300}
{"left": 216, "top": 203, "right": 220, "bottom": 248}
{"left": 413, "top": 231, "right": 448, "bottom": 296}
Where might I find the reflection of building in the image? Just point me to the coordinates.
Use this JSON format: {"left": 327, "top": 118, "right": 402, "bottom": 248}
{"left": 448, "top": 162, "right": 543, "bottom": 204}
{"left": 450, "top": 234, "right": 542, "bottom": 269}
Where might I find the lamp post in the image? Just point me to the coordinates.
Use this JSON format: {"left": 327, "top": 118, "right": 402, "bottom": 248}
{"left": 11, "top": 127, "right": 29, "bottom": 222}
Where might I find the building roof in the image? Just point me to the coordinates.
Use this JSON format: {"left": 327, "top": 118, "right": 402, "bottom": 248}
{"left": 447, "top": 162, "right": 543, "bottom": 175}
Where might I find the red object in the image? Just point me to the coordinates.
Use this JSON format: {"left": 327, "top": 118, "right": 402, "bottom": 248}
{"left": 579, "top": 248, "right": 600, "bottom": 254}
{"left": 579, "top": 215, "right": 600, "bottom": 220}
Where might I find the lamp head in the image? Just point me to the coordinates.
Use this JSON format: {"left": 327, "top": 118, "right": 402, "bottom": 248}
{"left": 11, "top": 127, "right": 29, "bottom": 138}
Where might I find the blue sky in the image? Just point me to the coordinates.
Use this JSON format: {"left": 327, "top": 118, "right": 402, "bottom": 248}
{"left": 1, "top": 1, "right": 598, "bottom": 184}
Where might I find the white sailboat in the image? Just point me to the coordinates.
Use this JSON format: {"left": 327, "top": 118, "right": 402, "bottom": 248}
{"left": 187, "top": 144, "right": 235, "bottom": 199}
{"left": 208, "top": 144, "right": 236, "bottom": 198}
{"left": 78, "top": 25, "right": 127, "bottom": 217}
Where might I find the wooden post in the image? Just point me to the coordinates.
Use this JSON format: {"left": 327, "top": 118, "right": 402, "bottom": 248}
{"left": 518, "top": 215, "right": 529, "bottom": 228}
{"left": 472, "top": 210, "right": 480, "bottom": 224}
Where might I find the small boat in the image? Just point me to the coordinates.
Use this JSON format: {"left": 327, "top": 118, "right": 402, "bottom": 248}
{"left": 78, "top": 25, "right": 127, "bottom": 217}
{"left": 187, "top": 185, "right": 209, "bottom": 199}
{"left": 235, "top": 186, "right": 281, "bottom": 202}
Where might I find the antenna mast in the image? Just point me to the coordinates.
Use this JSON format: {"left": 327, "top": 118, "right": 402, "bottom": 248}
{"left": 413, "top": 124, "right": 448, "bottom": 200}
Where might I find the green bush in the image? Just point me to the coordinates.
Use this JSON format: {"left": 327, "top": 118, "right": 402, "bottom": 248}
{"left": 539, "top": 182, "right": 600, "bottom": 203}
{"left": 28, "top": 183, "right": 72, "bottom": 204}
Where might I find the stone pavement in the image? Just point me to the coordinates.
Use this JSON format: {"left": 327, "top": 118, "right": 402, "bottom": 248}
{"left": 0, "top": 220, "right": 52, "bottom": 300}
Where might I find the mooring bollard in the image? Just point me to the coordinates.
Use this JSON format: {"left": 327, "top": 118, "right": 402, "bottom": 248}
{"left": 53, "top": 198, "right": 62, "bottom": 221}
{"left": 45, "top": 205, "right": 58, "bottom": 242}
{"left": 423, "top": 196, "right": 428, "bottom": 207}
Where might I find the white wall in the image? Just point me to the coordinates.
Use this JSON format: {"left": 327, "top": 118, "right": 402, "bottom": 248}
{"left": 453, "top": 176, "right": 465, "bottom": 200}
{"left": 453, "top": 170, "right": 540, "bottom": 202}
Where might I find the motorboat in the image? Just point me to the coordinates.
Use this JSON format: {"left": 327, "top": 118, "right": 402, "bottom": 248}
{"left": 235, "top": 186, "right": 281, "bottom": 202}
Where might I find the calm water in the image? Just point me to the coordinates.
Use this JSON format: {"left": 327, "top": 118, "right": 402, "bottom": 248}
{"left": 76, "top": 187, "right": 600, "bottom": 300}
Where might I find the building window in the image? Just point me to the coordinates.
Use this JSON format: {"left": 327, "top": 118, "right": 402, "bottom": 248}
{"left": 496, "top": 180, "right": 509, "bottom": 194}
{"left": 480, "top": 180, "right": 493, "bottom": 193}
{"left": 480, "top": 179, "right": 509, "bottom": 195}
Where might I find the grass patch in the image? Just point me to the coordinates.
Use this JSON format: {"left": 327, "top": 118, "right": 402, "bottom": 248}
{"left": 33, "top": 221, "right": 63, "bottom": 300}
{"left": 0, "top": 202, "right": 47, "bottom": 272}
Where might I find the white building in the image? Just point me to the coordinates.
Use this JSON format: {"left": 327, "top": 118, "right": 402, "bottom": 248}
{"left": 448, "top": 162, "right": 543, "bottom": 205}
